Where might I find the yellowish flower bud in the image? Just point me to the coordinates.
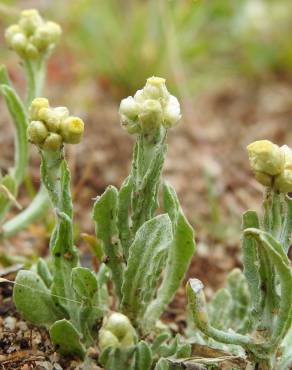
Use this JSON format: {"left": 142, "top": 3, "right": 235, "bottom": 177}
{"left": 99, "top": 312, "right": 136, "bottom": 351}
{"left": 139, "top": 99, "right": 162, "bottom": 133}
{"left": 60, "top": 116, "right": 84, "bottom": 144}
{"left": 27, "top": 120, "right": 48, "bottom": 144}
{"left": 104, "top": 312, "right": 133, "bottom": 340}
{"left": 119, "top": 77, "right": 180, "bottom": 135}
{"left": 143, "top": 76, "right": 168, "bottom": 101}
{"left": 98, "top": 329, "right": 119, "bottom": 352}
{"left": 275, "top": 170, "right": 292, "bottom": 193}
{"left": 119, "top": 96, "right": 140, "bottom": 120}
{"left": 42, "top": 132, "right": 63, "bottom": 151}
{"left": 247, "top": 140, "right": 284, "bottom": 176}
{"left": 32, "top": 21, "right": 62, "bottom": 50}
{"left": 280, "top": 145, "right": 292, "bottom": 167}
{"left": 5, "top": 24, "right": 22, "bottom": 46}
{"left": 254, "top": 171, "right": 273, "bottom": 187}
{"left": 29, "top": 98, "right": 50, "bottom": 121}
{"left": 19, "top": 9, "right": 43, "bottom": 36}
{"left": 25, "top": 42, "right": 39, "bottom": 59}
{"left": 163, "top": 95, "right": 181, "bottom": 128}
{"left": 10, "top": 33, "right": 27, "bottom": 56}
{"left": 40, "top": 107, "right": 69, "bottom": 133}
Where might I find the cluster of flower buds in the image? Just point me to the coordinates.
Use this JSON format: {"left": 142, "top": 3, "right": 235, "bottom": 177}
{"left": 5, "top": 9, "right": 61, "bottom": 59}
{"left": 98, "top": 312, "right": 136, "bottom": 351}
{"left": 27, "top": 97, "right": 84, "bottom": 151}
{"left": 119, "top": 76, "right": 181, "bottom": 134}
{"left": 247, "top": 140, "right": 292, "bottom": 193}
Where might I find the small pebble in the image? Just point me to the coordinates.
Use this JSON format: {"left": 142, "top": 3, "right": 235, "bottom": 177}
{"left": 4, "top": 316, "right": 16, "bottom": 330}
{"left": 18, "top": 320, "right": 28, "bottom": 331}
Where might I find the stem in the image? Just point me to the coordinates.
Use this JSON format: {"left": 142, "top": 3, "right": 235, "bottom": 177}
{"left": 24, "top": 59, "right": 46, "bottom": 107}
{"left": 130, "top": 128, "right": 167, "bottom": 236}
{"left": 40, "top": 149, "right": 79, "bottom": 326}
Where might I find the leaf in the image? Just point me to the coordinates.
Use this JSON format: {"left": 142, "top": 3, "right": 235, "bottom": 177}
{"left": 93, "top": 185, "right": 124, "bottom": 300}
{"left": 121, "top": 214, "right": 172, "bottom": 324}
{"left": 0, "top": 84, "right": 28, "bottom": 185}
{"left": 241, "top": 210, "right": 263, "bottom": 325}
{"left": 154, "top": 358, "right": 170, "bottom": 370}
{"left": 279, "top": 328, "right": 292, "bottom": 370}
{"left": 13, "top": 270, "right": 62, "bottom": 327}
{"left": 0, "top": 174, "right": 16, "bottom": 223}
{"left": 244, "top": 228, "right": 292, "bottom": 351}
{"left": 135, "top": 341, "right": 152, "bottom": 370}
{"left": 280, "top": 195, "right": 292, "bottom": 252}
{"left": 186, "top": 279, "right": 251, "bottom": 349}
{"left": 99, "top": 346, "right": 136, "bottom": 370}
{"left": 144, "top": 182, "right": 195, "bottom": 329}
{"left": 226, "top": 269, "right": 250, "bottom": 331}
{"left": 118, "top": 175, "right": 133, "bottom": 259}
{"left": 208, "top": 288, "right": 232, "bottom": 330}
{"left": 50, "top": 319, "right": 86, "bottom": 359}
{"left": 0, "top": 65, "right": 12, "bottom": 86}
{"left": 37, "top": 258, "right": 53, "bottom": 288}
{"left": 71, "top": 267, "right": 98, "bottom": 300}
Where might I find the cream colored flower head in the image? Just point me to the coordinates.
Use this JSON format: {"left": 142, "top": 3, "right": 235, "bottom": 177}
{"left": 27, "top": 97, "right": 84, "bottom": 151}
{"left": 98, "top": 312, "right": 136, "bottom": 351}
{"left": 247, "top": 140, "right": 292, "bottom": 193}
{"left": 5, "top": 9, "right": 61, "bottom": 59}
{"left": 119, "top": 76, "right": 181, "bottom": 134}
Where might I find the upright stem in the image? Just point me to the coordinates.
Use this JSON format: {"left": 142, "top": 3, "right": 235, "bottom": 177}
{"left": 130, "top": 128, "right": 167, "bottom": 236}
{"left": 24, "top": 58, "right": 46, "bottom": 108}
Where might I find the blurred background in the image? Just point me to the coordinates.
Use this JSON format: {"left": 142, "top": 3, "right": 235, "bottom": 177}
{"left": 1, "top": 0, "right": 292, "bottom": 296}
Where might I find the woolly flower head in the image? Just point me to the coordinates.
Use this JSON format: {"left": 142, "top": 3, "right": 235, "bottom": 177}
{"left": 5, "top": 9, "right": 61, "bottom": 59}
{"left": 119, "top": 77, "right": 181, "bottom": 134}
{"left": 98, "top": 312, "right": 136, "bottom": 352}
{"left": 247, "top": 140, "right": 292, "bottom": 193}
{"left": 27, "top": 97, "right": 84, "bottom": 151}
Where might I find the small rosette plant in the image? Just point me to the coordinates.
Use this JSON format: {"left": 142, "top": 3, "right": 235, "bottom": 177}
{"left": 187, "top": 139, "right": 292, "bottom": 370}
{"left": 93, "top": 77, "right": 195, "bottom": 368}
{"left": 13, "top": 98, "right": 100, "bottom": 359}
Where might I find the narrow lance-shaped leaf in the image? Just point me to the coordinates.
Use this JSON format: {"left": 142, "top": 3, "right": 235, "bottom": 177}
{"left": 0, "top": 175, "right": 16, "bottom": 223}
{"left": 135, "top": 341, "right": 152, "bottom": 370}
{"left": 121, "top": 214, "right": 172, "bottom": 325}
{"left": 144, "top": 182, "right": 195, "bottom": 329}
{"left": 244, "top": 228, "right": 292, "bottom": 351}
{"left": 0, "top": 85, "right": 28, "bottom": 185}
{"left": 93, "top": 185, "right": 124, "bottom": 300}
{"left": 186, "top": 279, "right": 252, "bottom": 349}
{"left": 226, "top": 269, "right": 250, "bottom": 331}
{"left": 241, "top": 210, "right": 262, "bottom": 326}
{"left": 280, "top": 195, "right": 292, "bottom": 252}
{"left": 208, "top": 288, "right": 232, "bottom": 330}
{"left": 118, "top": 175, "right": 133, "bottom": 259}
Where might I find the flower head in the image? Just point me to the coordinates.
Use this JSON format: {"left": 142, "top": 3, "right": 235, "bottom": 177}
{"left": 5, "top": 9, "right": 61, "bottom": 59}
{"left": 247, "top": 140, "right": 292, "bottom": 193}
{"left": 98, "top": 312, "right": 136, "bottom": 352}
{"left": 119, "top": 76, "right": 181, "bottom": 134}
{"left": 27, "top": 97, "right": 84, "bottom": 151}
